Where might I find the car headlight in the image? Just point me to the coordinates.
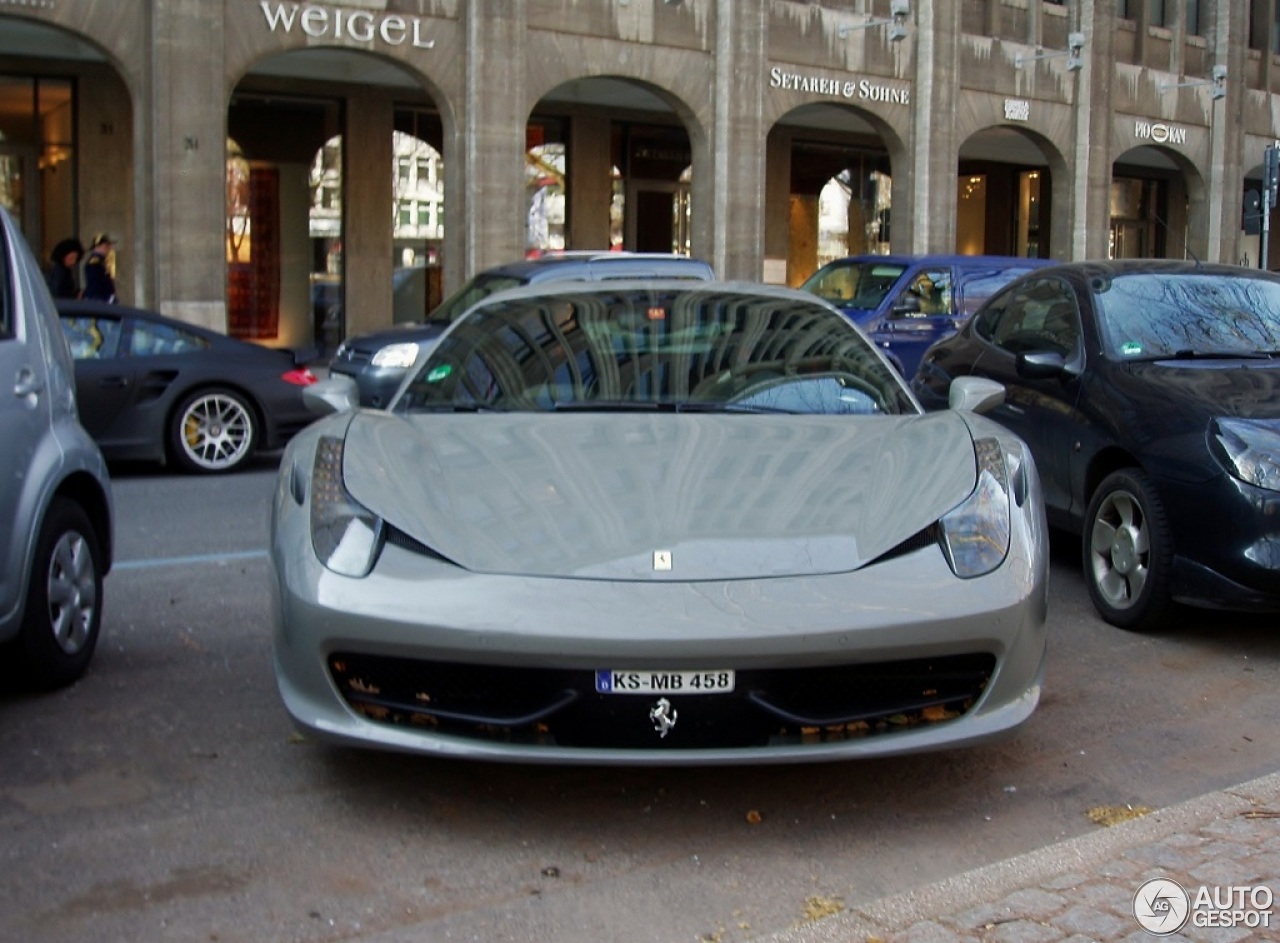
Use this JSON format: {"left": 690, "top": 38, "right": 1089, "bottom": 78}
{"left": 1210, "top": 418, "right": 1280, "bottom": 492}
{"left": 371, "top": 342, "right": 420, "bottom": 369}
{"left": 938, "top": 437, "right": 1011, "bottom": 578}
{"left": 310, "top": 435, "right": 383, "bottom": 577}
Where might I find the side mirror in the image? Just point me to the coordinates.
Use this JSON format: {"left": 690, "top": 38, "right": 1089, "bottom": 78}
{"left": 948, "top": 376, "right": 1005, "bottom": 414}
{"left": 303, "top": 375, "right": 359, "bottom": 416}
{"left": 1016, "top": 350, "right": 1067, "bottom": 380}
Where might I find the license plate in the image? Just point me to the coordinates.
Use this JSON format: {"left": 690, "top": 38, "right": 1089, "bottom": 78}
{"left": 595, "top": 670, "right": 735, "bottom": 695}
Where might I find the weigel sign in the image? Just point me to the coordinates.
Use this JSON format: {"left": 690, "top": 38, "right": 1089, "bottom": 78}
{"left": 258, "top": 1, "right": 436, "bottom": 49}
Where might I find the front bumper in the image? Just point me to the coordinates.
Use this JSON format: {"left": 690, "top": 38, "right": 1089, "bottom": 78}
{"left": 269, "top": 452, "right": 1049, "bottom": 765}
{"left": 1162, "top": 472, "right": 1280, "bottom": 611}
{"left": 327, "top": 359, "right": 409, "bottom": 409}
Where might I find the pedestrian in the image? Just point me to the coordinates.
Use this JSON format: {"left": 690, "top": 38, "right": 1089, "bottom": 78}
{"left": 46, "top": 237, "right": 85, "bottom": 299}
{"left": 83, "top": 232, "right": 117, "bottom": 302}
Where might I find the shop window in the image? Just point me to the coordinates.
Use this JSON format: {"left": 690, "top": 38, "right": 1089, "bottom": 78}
{"left": 527, "top": 142, "right": 566, "bottom": 256}
{"left": 816, "top": 166, "right": 892, "bottom": 265}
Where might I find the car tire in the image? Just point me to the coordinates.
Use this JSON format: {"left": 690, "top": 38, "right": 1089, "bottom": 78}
{"left": 12, "top": 498, "right": 104, "bottom": 689}
{"left": 170, "top": 387, "right": 256, "bottom": 473}
{"left": 1083, "top": 469, "right": 1173, "bottom": 630}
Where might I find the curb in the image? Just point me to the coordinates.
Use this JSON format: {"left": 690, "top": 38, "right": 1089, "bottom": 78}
{"left": 764, "top": 770, "right": 1280, "bottom": 942}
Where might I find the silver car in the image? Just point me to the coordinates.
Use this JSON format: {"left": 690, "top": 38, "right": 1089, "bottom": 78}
{"left": 271, "top": 281, "right": 1047, "bottom": 765}
{"left": 0, "top": 207, "right": 113, "bottom": 688}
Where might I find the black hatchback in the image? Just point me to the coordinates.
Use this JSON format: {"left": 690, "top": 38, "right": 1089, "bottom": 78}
{"left": 330, "top": 252, "right": 715, "bottom": 407}
{"left": 912, "top": 259, "right": 1280, "bottom": 629}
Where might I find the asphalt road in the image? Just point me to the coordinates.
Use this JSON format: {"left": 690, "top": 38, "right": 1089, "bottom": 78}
{"left": 2, "top": 458, "right": 1277, "bottom": 943}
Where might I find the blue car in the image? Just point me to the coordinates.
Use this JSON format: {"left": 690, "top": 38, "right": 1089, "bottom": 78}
{"left": 801, "top": 254, "right": 1051, "bottom": 377}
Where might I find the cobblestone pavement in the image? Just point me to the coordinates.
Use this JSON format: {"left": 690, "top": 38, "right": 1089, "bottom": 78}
{"left": 767, "top": 771, "right": 1280, "bottom": 943}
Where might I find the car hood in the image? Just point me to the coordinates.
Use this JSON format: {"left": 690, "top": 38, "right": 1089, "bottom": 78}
{"left": 342, "top": 322, "right": 447, "bottom": 352}
{"left": 1125, "top": 360, "right": 1280, "bottom": 424}
{"left": 341, "top": 410, "right": 979, "bottom": 580}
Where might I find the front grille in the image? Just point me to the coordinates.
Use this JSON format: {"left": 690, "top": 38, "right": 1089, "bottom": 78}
{"left": 328, "top": 651, "right": 996, "bottom": 750}
{"left": 332, "top": 347, "right": 371, "bottom": 367}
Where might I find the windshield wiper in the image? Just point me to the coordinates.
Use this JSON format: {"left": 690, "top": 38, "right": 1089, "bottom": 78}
{"left": 550, "top": 400, "right": 794, "bottom": 414}
{"left": 407, "top": 402, "right": 510, "bottom": 413}
{"left": 674, "top": 401, "right": 797, "bottom": 414}
{"left": 552, "top": 400, "right": 664, "bottom": 412}
{"left": 1135, "top": 349, "right": 1275, "bottom": 362}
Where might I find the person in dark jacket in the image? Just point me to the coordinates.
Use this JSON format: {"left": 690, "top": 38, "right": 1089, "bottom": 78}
{"left": 46, "top": 237, "right": 85, "bottom": 299}
{"left": 83, "top": 233, "right": 117, "bottom": 302}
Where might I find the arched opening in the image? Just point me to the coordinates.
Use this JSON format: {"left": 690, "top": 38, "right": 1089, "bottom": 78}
{"left": 1110, "top": 145, "right": 1201, "bottom": 260}
{"left": 530, "top": 78, "right": 696, "bottom": 257}
{"left": 0, "top": 16, "right": 132, "bottom": 296}
{"left": 958, "top": 127, "right": 1056, "bottom": 259}
{"left": 231, "top": 47, "right": 442, "bottom": 349}
{"left": 767, "top": 103, "right": 895, "bottom": 288}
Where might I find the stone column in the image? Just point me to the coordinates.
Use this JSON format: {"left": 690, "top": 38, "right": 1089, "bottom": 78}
{"left": 342, "top": 90, "right": 394, "bottom": 338}
{"left": 1207, "top": 0, "right": 1247, "bottom": 264}
{"left": 1071, "top": 0, "right": 1114, "bottom": 261}
{"left": 710, "top": 0, "right": 768, "bottom": 281}
{"left": 148, "top": 0, "right": 228, "bottom": 330}
{"left": 459, "top": 0, "right": 527, "bottom": 274}
{"left": 568, "top": 115, "right": 613, "bottom": 250}
{"left": 763, "top": 129, "right": 792, "bottom": 283}
{"left": 908, "top": 0, "right": 959, "bottom": 254}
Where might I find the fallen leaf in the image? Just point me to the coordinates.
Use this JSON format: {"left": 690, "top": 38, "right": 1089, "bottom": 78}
{"left": 1086, "top": 804, "right": 1153, "bottom": 826}
{"left": 802, "top": 895, "right": 845, "bottom": 921}
{"left": 746, "top": 809, "right": 763, "bottom": 825}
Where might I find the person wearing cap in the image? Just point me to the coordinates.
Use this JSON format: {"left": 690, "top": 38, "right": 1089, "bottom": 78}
{"left": 83, "top": 233, "right": 117, "bottom": 302}
{"left": 46, "top": 237, "right": 85, "bottom": 299}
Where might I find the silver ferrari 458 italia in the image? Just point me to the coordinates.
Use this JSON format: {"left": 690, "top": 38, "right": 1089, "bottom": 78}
{"left": 270, "top": 281, "right": 1048, "bottom": 765}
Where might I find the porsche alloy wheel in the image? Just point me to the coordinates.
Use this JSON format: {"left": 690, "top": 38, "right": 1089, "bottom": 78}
{"left": 1083, "top": 469, "right": 1173, "bottom": 631}
{"left": 171, "top": 388, "right": 256, "bottom": 473}
{"left": 13, "top": 499, "right": 103, "bottom": 689}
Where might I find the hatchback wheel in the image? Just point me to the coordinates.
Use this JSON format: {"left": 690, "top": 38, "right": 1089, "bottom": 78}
{"left": 1083, "top": 469, "right": 1173, "bottom": 630}
{"left": 13, "top": 499, "right": 103, "bottom": 689}
{"left": 171, "top": 387, "right": 256, "bottom": 473}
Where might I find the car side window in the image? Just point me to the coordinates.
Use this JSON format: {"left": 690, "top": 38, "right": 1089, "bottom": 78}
{"left": 893, "top": 268, "right": 951, "bottom": 317}
{"left": 127, "top": 321, "right": 210, "bottom": 356}
{"left": 975, "top": 278, "right": 1081, "bottom": 356}
{"left": 61, "top": 315, "right": 123, "bottom": 360}
{"left": 0, "top": 226, "right": 10, "bottom": 341}
{"left": 957, "top": 267, "right": 1041, "bottom": 318}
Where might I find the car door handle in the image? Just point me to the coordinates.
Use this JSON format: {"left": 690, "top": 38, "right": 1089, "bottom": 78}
{"left": 98, "top": 375, "right": 131, "bottom": 388}
{"left": 13, "top": 367, "right": 44, "bottom": 398}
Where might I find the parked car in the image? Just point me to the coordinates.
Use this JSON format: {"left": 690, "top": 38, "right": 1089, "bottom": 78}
{"left": 330, "top": 252, "right": 716, "bottom": 407}
{"left": 56, "top": 299, "right": 318, "bottom": 474}
{"left": 800, "top": 254, "right": 1052, "bottom": 377}
{"left": 0, "top": 207, "right": 113, "bottom": 689}
{"left": 271, "top": 279, "right": 1048, "bottom": 765}
{"left": 912, "top": 259, "right": 1280, "bottom": 630}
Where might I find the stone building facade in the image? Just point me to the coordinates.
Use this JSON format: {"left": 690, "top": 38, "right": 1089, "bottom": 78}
{"left": 0, "top": 0, "right": 1276, "bottom": 350}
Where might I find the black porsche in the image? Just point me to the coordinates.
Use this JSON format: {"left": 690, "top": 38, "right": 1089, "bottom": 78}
{"left": 57, "top": 299, "right": 318, "bottom": 473}
{"left": 912, "top": 259, "right": 1280, "bottom": 629}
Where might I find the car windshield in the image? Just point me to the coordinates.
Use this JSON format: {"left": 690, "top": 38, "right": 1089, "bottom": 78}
{"left": 800, "top": 261, "right": 907, "bottom": 310}
{"left": 394, "top": 286, "right": 918, "bottom": 416}
{"left": 425, "top": 272, "right": 528, "bottom": 326}
{"left": 1095, "top": 271, "right": 1280, "bottom": 360}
